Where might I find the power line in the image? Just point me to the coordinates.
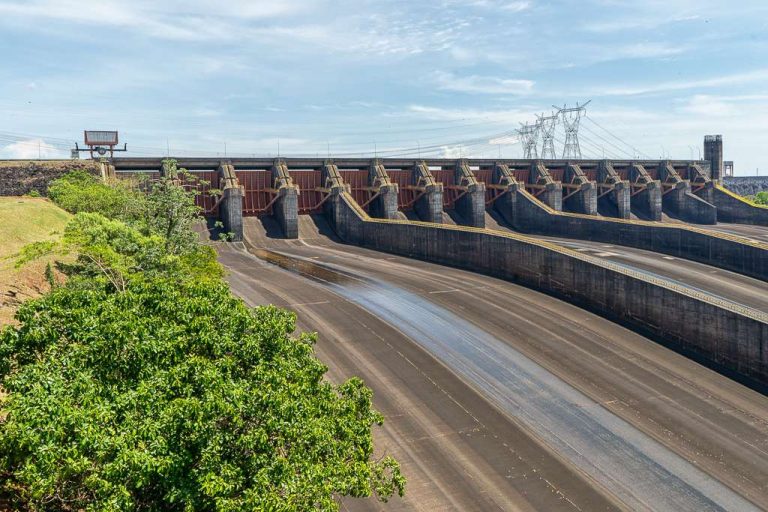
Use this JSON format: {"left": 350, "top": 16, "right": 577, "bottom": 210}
{"left": 583, "top": 117, "right": 652, "bottom": 159}
{"left": 579, "top": 124, "right": 634, "bottom": 159}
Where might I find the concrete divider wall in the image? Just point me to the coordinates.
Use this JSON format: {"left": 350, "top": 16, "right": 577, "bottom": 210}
{"left": 495, "top": 186, "right": 768, "bottom": 282}
{"left": 271, "top": 160, "right": 299, "bottom": 238}
{"left": 273, "top": 188, "right": 299, "bottom": 238}
{"left": 663, "top": 182, "right": 717, "bottom": 224}
{"left": 713, "top": 186, "right": 768, "bottom": 226}
{"left": 325, "top": 189, "right": 768, "bottom": 388}
{"left": 216, "top": 163, "right": 244, "bottom": 241}
{"left": 219, "top": 188, "right": 244, "bottom": 241}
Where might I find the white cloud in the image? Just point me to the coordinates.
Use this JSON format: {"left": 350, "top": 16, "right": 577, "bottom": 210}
{"left": 407, "top": 105, "right": 531, "bottom": 124}
{"left": 445, "top": 0, "right": 531, "bottom": 11}
{"left": 439, "top": 145, "right": 465, "bottom": 158}
{"left": 681, "top": 95, "right": 738, "bottom": 117}
{"left": 583, "top": 13, "right": 700, "bottom": 33}
{"left": 435, "top": 72, "right": 534, "bottom": 95}
{"left": 610, "top": 42, "right": 686, "bottom": 59}
{"left": 0, "top": 139, "right": 68, "bottom": 159}
{"left": 588, "top": 68, "right": 768, "bottom": 96}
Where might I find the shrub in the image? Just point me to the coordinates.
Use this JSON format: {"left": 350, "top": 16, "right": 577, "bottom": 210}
{"left": 754, "top": 191, "right": 768, "bottom": 205}
{"left": 47, "top": 170, "right": 144, "bottom": 222}
{"left": 0, "top": 277, "right": 403, "bottom": 510}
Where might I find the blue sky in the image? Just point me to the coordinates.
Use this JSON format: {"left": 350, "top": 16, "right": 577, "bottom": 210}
{"left": 0, "top": 0, "right": 766, "bottom": 174}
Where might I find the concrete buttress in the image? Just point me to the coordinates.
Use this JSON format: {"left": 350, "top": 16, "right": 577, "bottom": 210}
{"left": 271, "top": 159, "right": 300, "bottom": 238}
{"left": 413, "top": 161, "right": 444, "bottom": 224}
{"left": 529, "top": 161, "right": 562, "bottom": 211}
{"left": 629, "top": 163, "right": 662, "bottom": 221}
{"left": 217, "top": 162, "right": 244, "bottom": 241}
{"left": 562, "top": 163, "right": 597, "bottom": 215}
{"left": 454, "top": 159, "right": 486, "bottom": 227}
{"left": 368, "top": 159, "right": 399, "bottom": 219}
{"left": 659, "top": 161, "right": 716, "bottom": 224}
{"left": 597, "top": 161, "right": 630, "bottom": 219}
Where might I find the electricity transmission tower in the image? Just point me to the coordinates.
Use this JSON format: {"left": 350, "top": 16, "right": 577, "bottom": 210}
{"left": 554, "top": 100, "right": 590, "bottom": 159}
{"left": 519, "top": 121, "right": 540, "bottom": 159}
{"left": 536, "top": 112, "right": 559, "bottom": 160}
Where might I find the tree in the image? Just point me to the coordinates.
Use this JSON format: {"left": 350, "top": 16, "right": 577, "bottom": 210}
{"left": 47, "top": 170, "right": 144, "bottom": 222}
{"left": 141, "top": 160, "right": 203, "bottom": 255}
{"left": 0, "top": 277, "right": 404, "bottom": 510}
{"left": 3, "top": 169, "right": 404, "bottom": 510}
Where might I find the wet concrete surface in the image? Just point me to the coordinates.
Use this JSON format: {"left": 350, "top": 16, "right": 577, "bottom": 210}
{"left": 212, "top": 216, "right": 768, "bottom": 511}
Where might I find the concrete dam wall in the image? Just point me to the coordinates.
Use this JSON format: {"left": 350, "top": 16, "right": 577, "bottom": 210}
{"left": 325, "top": 187, "right": 768, "bottom": 389}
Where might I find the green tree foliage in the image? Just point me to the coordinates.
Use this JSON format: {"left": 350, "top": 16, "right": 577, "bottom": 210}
{"left": 753, "top": 191, "right": 768, "bottom": 205}
{"left": 0, "top": 278, "right": 403, "bottom": 510}
{"left": 47, "top": 170, "right": 144, "bottom": 222}
{"left": 141, "top": 161, "right": 203, "bottom": 255}
{"left": 1, "top": 164, "right": 404, "bottom": 509}
{"left": 47, "top": 162, "right": 203, "bottom": 255}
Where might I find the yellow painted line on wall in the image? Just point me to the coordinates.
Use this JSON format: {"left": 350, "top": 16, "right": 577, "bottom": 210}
{"left": 716, "top": 184, "right": 768, "bottom": 209}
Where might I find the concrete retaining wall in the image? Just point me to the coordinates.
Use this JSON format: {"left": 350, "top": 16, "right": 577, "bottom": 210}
{"left": 663, "top": 182, "right": 717, "bottom": 224}
{"left": 0, "top": 160, "right": 101, "bottom": 196}
{"left": 325, "top": 188, "right": 768, "bottom": 388}
{"left": 495, "top": 185, "right": 768, "bottom": 282}
{"left": 713, "top": 186, "right": 768, "bottom": 226}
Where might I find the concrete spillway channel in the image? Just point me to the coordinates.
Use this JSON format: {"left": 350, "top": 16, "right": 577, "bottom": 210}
{"left": 209, "top": 215, "right": 768, "bottom": 511}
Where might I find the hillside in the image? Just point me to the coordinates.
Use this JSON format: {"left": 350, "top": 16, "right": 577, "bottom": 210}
{"left": 0, "top": 197, "right": 70, "bottom": 325}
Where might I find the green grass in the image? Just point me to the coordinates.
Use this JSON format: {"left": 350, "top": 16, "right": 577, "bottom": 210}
{"left": 0, "top": 197, "right": 70, "bottom": 255}
{"left": 0, "top": 197, "right": 70, "bottom": 324}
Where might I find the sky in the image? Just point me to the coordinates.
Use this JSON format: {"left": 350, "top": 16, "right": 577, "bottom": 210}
{"left": 0, "top": 0, "right": 766, "bottom": 174}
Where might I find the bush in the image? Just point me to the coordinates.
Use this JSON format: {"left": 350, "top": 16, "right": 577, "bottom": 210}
{"left": 0, "top": 277, "right": 403, "bottom": 510}
{"left": 754, "top": 191, "right": 768, "bottom": 205}
{"left": 47, "top": 170, "right": 143, "bottom": 222}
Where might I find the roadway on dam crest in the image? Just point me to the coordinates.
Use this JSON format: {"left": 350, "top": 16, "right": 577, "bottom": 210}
{"left": 706, "top": 222, "right": 768, "bottom": 244}
{"left": 213, "top": 216, "right": 768, "bottom": 511}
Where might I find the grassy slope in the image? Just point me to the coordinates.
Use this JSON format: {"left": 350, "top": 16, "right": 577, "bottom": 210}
{"left": 0, "top": 197, "right": 70, "bottom": 325}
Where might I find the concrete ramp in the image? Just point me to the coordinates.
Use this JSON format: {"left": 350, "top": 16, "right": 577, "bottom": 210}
{"left": 242, "top": 215, "right": 338, "bottom": 249}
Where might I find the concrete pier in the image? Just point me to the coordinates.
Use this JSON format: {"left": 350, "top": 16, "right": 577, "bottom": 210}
{"left": 271, "top": 159, "right": 300, "bottom": 238}
{"left": 454, "top": 160, "right": 486, "bottom": 228}
{"left": 562, "top": 163, "right": 597, "bottom": 215}
{"left": 688, "top": 163, "right": 715, "bottom": 205}
{"left": 368, "top": 159, "right": 399, "bottom": 219}
{"left": 659, "top": 162, "right": 716, "bottom": 224}
{"left": 629, "top": 163, "right": 662, "bottom": 221}
{"left": 217, "top": 163, "right": 244, "bottom": 241}
{"left": 413, "top": 161, "right": 444, "bottom": 223}
{"left": 529, "top": 161, "right": 562, "bottom": 211}
{"left": 597, "top": 161, "right": 630, "bottom": 219}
